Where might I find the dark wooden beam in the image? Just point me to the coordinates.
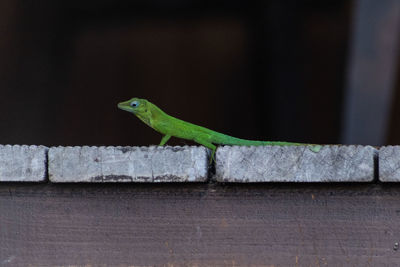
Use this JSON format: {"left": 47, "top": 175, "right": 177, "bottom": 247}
{"left": 1, "top": 183, "right": 400, "bottom": 266}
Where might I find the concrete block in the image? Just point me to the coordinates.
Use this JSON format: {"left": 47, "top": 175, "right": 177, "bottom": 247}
{"left": 379, "top": 146, "right": 400, "bottom": 182}
{"left": 49, "top": 146, "right": 209, "bottom": 182}
{"left": 215, "top": 145, "right": 377, "bottom": 182}
{"left": 0, "top": 145, "right": 48, "bottom": 182}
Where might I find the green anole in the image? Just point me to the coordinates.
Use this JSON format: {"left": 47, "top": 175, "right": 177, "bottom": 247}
{"left": 118, "top": 97, "right": 321, "bottom": 160}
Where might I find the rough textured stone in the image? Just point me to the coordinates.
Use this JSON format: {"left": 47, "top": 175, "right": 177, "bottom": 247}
{"left": 379, "top": 146, "right": 400, "bottom": 182}
{"left": 215, "top": 145, "right": 377, "bottom": 182}
{"left": 48, "top": 146, "right": 209, "bottom": 182}
{"left": 0, "top": 145, "right": 48, "bottom": 182}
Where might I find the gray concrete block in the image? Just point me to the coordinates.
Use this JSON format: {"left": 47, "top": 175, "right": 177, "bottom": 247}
{"left": 0, "top": 145, "right": 48, "bottom": 182}
{"left": 215, "top": 145, "right": 377, "bottom": 182}
{"left": 379, "top": 146, "right": 400, "bottom": 182}
{"left": 48, "top": 146, "right": 209, "bottom": 182}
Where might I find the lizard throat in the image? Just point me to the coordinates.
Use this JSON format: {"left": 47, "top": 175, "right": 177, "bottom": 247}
{"left": 136, "top": 113, "right": 152, "bottom": 128}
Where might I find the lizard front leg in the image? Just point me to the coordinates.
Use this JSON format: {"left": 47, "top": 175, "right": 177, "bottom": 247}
{"left": 159, "top": 134, "right": 171, "bottom": 146}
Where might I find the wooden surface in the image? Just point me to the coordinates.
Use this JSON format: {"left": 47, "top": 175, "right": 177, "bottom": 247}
{"left": 1, "top": 183, "right": 400, "bottom": 266}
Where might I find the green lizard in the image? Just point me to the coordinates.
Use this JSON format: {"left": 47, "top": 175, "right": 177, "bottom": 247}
{"left": 117, "top": 97, "right": 321, "bottom": 160}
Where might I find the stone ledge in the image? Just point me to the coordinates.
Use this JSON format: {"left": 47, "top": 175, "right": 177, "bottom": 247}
{"left": 378, "top": 146, "right": 400, "bottom": 182}
{"left": 0, "top": 145, "right": 48, "bottom": 182}
{"left": 0, "top": 144, "right": 391, "bottom": 183}
{"left": 48, "top": 146, "right": 209, "bottom": 183}
{"left": 214, "top": 145, "right": 377, "bottom": 182}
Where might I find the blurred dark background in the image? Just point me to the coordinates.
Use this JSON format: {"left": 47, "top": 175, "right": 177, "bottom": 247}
{"left": 0, "top": 0, "right": 399, "bottom": 147}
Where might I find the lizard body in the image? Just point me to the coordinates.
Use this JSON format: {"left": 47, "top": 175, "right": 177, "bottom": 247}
{"left": 118, "top": 98, "right": 321, "bottom": 159}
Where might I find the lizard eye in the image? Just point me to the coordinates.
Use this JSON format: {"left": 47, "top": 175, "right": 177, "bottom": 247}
{"left": 130, "top": 101, "right": 139, "bottom": 107}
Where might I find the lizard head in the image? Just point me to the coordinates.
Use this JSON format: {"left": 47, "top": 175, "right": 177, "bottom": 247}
{"left": 118, "top": 97, "right": 152, "bottom": 126}
{"left": 118, "top": 97, "right": 148, "bottom": 114}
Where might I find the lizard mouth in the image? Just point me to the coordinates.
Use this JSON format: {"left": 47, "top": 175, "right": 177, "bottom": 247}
{"left": 117, "top": 102, "right": 132, "bottom": 112}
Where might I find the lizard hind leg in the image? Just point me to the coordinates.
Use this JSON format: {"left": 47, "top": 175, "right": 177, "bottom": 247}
{"left": 194, "top": 137, "right": 216, "bottom": 164}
